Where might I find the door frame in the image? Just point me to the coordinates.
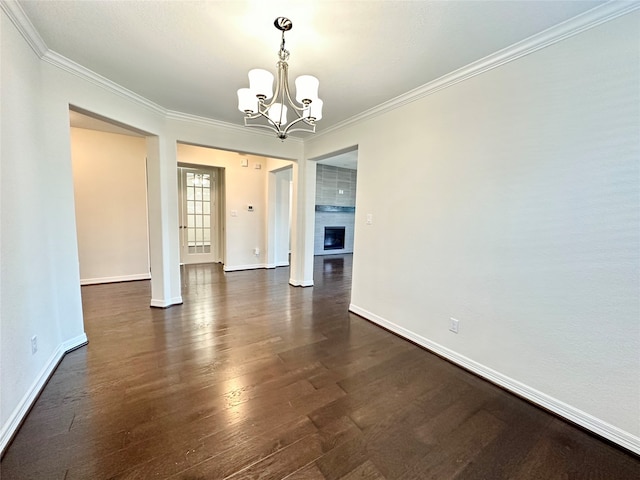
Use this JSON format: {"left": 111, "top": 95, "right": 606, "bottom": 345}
{"left": 177, "top": 166, "right": 222, "bottom": 265}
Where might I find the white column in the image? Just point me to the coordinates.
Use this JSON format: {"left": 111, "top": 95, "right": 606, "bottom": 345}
{"left": 289, "top": 157, "right": 316, "bottom": 287}
{"left": 266, "top": 170, "right": 277, "bottom": 268}
{"left": 146, "top": 135, "right": 182, "bottom": 307}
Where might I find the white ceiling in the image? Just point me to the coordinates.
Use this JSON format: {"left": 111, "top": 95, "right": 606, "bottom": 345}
{"left": 19, "top": 0, "right": 607, "bottom": 136}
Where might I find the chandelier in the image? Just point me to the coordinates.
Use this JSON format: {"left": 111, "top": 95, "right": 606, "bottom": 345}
{"left": 237, "top": 17, "right": 323, "bottom": 140}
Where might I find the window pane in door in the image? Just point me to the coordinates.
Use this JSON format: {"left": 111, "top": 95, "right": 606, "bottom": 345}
{"left": 182, "top": 171, "right": 213, "bottom": 257}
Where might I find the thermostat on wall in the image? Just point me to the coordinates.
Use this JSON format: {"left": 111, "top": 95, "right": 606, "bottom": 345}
{"left": 247, "top": 204, "right": 254, "bottom": 212}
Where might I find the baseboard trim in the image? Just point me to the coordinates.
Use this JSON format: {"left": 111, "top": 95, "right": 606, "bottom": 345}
{"left": 289, "top": 278, "right": 314, "bottom": 287}
{"left": 223, "top": 263, "right": 270, "bottom": 272}
{"left": 80, "top": 273, "right": 151, "bottom": 285}
{"left": 263, "top": 262, "right": 290, "bottom": 269}
{"left": 348, "top": 304, "right": 640, "bottom": 456}
{"left": 150, "top": 296, "right": 183, "bottom": 308}
{"left": 0, "top": 333, "right": 88, "bottom": 457}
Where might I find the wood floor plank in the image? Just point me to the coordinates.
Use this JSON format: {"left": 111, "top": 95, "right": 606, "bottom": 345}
{"left": 2, "top": 255, "right": 638, "bottom": 480}
{"left": 339, "top": 460, "right": 386, "bottom": 480}
{"left": 282, "top": 462, "right": 327, "bottom": 480}
{"left": 223, "top": 433, "right": 325, "bottom": 480}
{"left": 111, "top": 416, "right": 318, "bottom": 480}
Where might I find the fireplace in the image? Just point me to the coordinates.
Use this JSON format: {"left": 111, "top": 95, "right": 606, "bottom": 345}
{"left": 324, "top": 226, "right": 346, "bottom": 250}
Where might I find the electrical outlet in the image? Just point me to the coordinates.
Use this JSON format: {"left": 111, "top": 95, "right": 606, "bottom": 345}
{"left": 449, "top": 318, "right": 460, "bottom": 334}
{"left": 31, "top": 335, "right": 38, "bottom": 354}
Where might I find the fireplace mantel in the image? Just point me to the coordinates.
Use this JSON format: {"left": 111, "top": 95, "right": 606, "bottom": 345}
{"left": 315, "top": 205, "right": 355, "bottom": 213}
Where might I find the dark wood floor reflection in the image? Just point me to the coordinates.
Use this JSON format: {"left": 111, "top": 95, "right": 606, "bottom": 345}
{"left": 2, "top": 254, "right": 638, "bottom": 479}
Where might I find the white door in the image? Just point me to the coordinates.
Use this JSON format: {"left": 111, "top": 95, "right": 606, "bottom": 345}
{"left": 178, "top": 168, "right": 218, "bottom": 264}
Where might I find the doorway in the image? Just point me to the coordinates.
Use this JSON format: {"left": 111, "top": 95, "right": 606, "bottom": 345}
{"left": 178, "top": 166, "right": 222, "bottom": 265}
{"left": 312, "top": 149, "right": 358, "bottom": 256}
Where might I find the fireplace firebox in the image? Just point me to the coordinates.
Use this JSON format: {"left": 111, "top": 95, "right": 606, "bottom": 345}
{"left": 324, "top": 226, "right": 346, "bottom": 250}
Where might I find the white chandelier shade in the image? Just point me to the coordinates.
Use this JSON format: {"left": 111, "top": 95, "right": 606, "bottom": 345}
{"left": 295, "top": 75, "right": 319, "bottom": 104}
{"left": 268, "top": 103, "right": 288, "bottom": 126}
{"left": 305, "top": 98, "right": 323, "bottom": 121}
{"left": 237, "top": 88, "right": 258, "bottom": 114}
{"left": 248, "top": 69, "right": 274, "bottom": 100}
{"left": 237, "top": 17, "right": 323, "bottom": 140}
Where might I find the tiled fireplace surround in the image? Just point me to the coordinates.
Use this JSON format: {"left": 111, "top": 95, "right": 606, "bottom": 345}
{"left": 314, "top": 164, "right": 357, "bottom": 255}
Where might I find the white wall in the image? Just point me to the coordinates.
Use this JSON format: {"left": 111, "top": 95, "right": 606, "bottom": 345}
{"left": 176, "top": 144, "right": 293, "bottom": 270}
{"left": 1, "top": 9, "right": 86, "bottom": 450}
{"left": 305, "top": 11, "right": 640, "bottom": 452}
{"left": 71, "top": 128, "right": 150, "bottom": 284}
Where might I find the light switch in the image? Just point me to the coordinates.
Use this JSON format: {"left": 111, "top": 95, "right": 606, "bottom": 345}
{"left": 366, "top": 213, "right": 373, "bottom": 225}
{"left": 230, "top": 210, "right": 238, "bottom": 217}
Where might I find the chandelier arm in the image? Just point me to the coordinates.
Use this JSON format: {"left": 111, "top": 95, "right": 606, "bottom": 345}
{"left": 243, "top": 110, "right": 267, "bottom": 120}
{"left": 283, "top": 125, "right": 316, "bottom": 136}
{"left": 281, "top": 115, "right": 316, "bottom": 136}
{"left": 258, "top": 73, "right": 281, "bottom": 111}
{"left": 279, "top": 63, "right": 300, "bottom": 112}
{"left": 244, "top": 122, "right": 280, "bottom": 134}
{"left": 277, "top": 63, "right": 288, "bottom": 125}
{"left": 245, "top": 110, "right": 282, "bottom": 129}
{"left": 244, "top": 116, "right": 284, "bottom": 135}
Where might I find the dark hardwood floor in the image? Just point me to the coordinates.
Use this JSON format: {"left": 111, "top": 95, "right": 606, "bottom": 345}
{"left": 2, "top": 254, "right": 638, "bottom": 479}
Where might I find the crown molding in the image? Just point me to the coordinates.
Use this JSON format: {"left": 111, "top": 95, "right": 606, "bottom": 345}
{"left": 42, "top": 50, "right": 167, "bottom": 116}
{"left": 314, "top": 1, "right": 640, "bottom": 140}
{"left": 166, "top": 111, "right": 305, "bottom": 144}
{"left": 166, "top": 110, "right": 249, "bottom": 133}
{"left": 0, "top": 0, "right": 47, "bottom": 56}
